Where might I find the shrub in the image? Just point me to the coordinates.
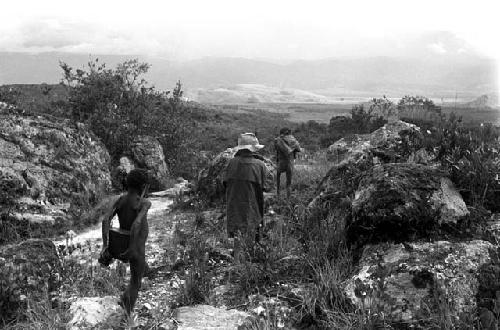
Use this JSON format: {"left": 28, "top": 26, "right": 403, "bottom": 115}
{"left": 397, "top": 95, "right": 443, "bottom": 123}
{"left": 60, "top": 59, "right": 192, "bottom": 178}
{"left": 400, "top": 113, "right": 500, "bottom": 211}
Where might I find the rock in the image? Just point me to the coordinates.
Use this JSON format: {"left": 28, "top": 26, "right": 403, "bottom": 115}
{"left": 196, "top": 148, "right": 276, "bottom": 203}
{"left": 130, "top": 135, "right": 169, "bottom": 191}
{"left": 67, "top": 296, "right": 124, "bottom": 330}
{"left": 150, "top": 179, "right": 191, "bottom": 198}
{"left": 118, "top": 156, "right": 135, "bottom": 174}
{"left": 327, "top": 120, "right": 424, "bottom": 165}
{"left": 173, "top": 304, "right": 251, "bottom": 330}
{"left": 430, "top": 177, "right": 470, "bottom": 223}
{"left": 344, "top": 240, "right": 496, "bottom": 326}
{"left": 408, "top": 147, "right": 433, "bottom": 164}
{"left": 209, "top": 284, "right": 241, "bottom": 307}
{"left": 158, "top": 320, "right": 176, "bottom": 330}
{"left": 0, "top": 239, "right": 61, "bottom": 321}
{"left": 0, "top": 112, "right": 111, "bottom": 225}
{"left": 486, "top": 214, "right": 500, "bottom": 245}
{"left": 350, "top": 163, "right": 468, "bottom": 244}
{"left": 112, "top": 156, "right": 135, "bottom": 190}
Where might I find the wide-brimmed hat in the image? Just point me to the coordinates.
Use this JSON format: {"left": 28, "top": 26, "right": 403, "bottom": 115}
{"left": 233, "top": 133, "right": 264, "bottom": 152}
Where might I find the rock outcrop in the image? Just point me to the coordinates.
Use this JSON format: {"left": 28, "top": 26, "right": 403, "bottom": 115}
{"left": 130, "top": 135, "right": 169, "bottom": 191}
{"left": 350, "top": 163, "right": 468, "bottom": 244}
{"left": 345, "top": 240, "right": 496, "bottom": 324}
{"left": 327, "top": 120, "right": 426, "bottom": 165}
{"left": 0, "top": 239, "right": 61, "bottom": 321}
{"left": 196, "top": 148, "right": 276, "bottom": 202}
{"left": 0, "top": 110, "right": 111, "bottom": 225}
{"left": 310, "top": 120, "right": 496, "bottom": 326}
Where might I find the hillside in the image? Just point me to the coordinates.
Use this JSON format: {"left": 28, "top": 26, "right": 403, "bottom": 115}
{"left": 0, "top": 52, "right": 497, "bottom": 101}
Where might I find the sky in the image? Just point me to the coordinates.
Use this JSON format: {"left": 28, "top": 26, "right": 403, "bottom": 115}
{"left": 0, "top": 0, "right": 499, "bottom": 61}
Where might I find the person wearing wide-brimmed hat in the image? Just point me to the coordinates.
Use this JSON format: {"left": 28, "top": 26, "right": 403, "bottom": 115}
{"left": 223, "top": 133, "right": 268, "bottom": 249}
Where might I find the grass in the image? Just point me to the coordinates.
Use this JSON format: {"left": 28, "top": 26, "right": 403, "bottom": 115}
{"left": 3, "top": 295, "right": 71, "bottom": 330}
{"left": 0, "top": 237, "right": 126, "bottom": 328}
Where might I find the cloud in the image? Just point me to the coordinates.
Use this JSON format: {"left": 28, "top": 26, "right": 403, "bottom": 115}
{"left": 6, "top": 19, "right": 166, "bottom": 56}
{"left": 0, "top": 8, "right": 495, "bottom": 61}
{"left": 21, "top": 20, "right": 87, "bottom": 49}
{"left": 428, "top": 42, "right": 447, "bottom": 54}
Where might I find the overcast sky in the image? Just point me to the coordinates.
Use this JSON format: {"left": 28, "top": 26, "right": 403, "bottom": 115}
{"left": 0, "top": 0, "right": 499, "bottom": 61}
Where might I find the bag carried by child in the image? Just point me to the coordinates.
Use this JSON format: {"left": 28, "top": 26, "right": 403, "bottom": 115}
{"left": 98, "top": 185, "right": 149, "bottom": 265}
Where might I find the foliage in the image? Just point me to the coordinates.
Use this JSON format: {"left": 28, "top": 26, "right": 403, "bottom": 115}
{"left": 398, "top": 95, "right": 443, "bottom": 123}
{"left": 293, "top": 120, "right": 332, "bottom": 150}
{"left": 0, "top": 84, "right": 69, "bottom": 117}
{"left": 402, "top": 113, "right": 500, "bottom": 210}
{"left": 397, "top": 95, "right": 440, "bottom": 113}
{"left": 60, "top": 59, "right": 192, "bottom": 177}
{"left": 325, "top": 98, "right": 390, "bottom": 146}
{"left": 0, "top": 87, "right": 21, "bottom": 105}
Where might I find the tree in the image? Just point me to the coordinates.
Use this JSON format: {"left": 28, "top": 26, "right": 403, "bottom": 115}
{"left": 60, "top": 58, "right": 191, "bottom": 173}
{"left": 368, "top": 96, "right": 397, "bottom": 119}
{"left": 350, "top": 101, "right": 387, "bottom": 134}
{"left": 397, "top": 95, "right": 442, "bottom": 123}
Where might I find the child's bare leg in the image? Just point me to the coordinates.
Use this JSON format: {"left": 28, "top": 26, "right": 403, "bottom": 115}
{"left": 120, "top": 219, "right": 148, "bottom": 314}
{"left": 121, "top": 256, "right": 145, "bottom": 315}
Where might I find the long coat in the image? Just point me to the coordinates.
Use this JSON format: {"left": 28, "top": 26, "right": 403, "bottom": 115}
{"left": 223, "top": 152, "right": 267, "bottom": 238}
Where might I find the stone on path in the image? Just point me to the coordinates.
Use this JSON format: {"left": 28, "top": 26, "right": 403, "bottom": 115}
{"left": 68, "top": 296, "right": 125, "bottom": 329}
{"left": 174, "top": 304, "right": 251, "bottom": 330}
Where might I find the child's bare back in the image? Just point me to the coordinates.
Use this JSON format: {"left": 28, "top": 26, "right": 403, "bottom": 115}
{"left": 100, "top": 169, "right": 151, "bottom": 317}
{"left": 116, "top": 193, "right": 150, "bottom": 258}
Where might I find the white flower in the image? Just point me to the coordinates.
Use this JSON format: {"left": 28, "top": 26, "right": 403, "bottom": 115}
{"left": 253, "top": 305, "right": 266, "bottom": 315}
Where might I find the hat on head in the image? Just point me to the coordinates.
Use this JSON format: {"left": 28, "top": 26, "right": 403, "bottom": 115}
{"left": 279, "top": 127, "right": 291, "bottom": 135}
{"left": 234, "top": 133, "right": 264, "bottom": 152}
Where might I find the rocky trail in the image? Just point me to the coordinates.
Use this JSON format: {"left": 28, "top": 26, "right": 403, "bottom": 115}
{"left": 58, "top": 183, "right": 256, "bottom": 330}
{"left": 58, "top": 194, "right": 180, "bottom": 329}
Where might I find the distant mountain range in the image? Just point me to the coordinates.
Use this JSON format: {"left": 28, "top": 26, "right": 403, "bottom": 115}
{"left": 0, "top": 52, "right": 497, "bottom": 103}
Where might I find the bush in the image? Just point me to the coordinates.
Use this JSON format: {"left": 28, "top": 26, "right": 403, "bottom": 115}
{"left": 402, "top": 113, "right": 500, "bottom": 210}
{"left": 398, "top": 95, "right": 442, "bottom": 123}
{"left": 60, "top": 59, "right": 192, "bottom": 177}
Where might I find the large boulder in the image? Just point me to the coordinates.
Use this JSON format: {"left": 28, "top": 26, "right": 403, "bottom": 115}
{"left": 0, "top": 111, "right": 111, "bottom": 225}
{"left": 130, "top": 135, "right": 169, "bottom": 191}
{"left": 0, "top": 239, "right": 61, "bottom": 321}
{"left": 327, "top": 120, "right": 426, "bottom": 165}
{"left": 344, "top": 240, "right": 497, "bottom": 326}
{"left": 196, "top": 148, "right": 276, "bottom": 203}
{"left": 350, "top": 163, "right": 469, "bottom": 244}
{"left": 309, "top": 159, "right": 468, "bottom": 246}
